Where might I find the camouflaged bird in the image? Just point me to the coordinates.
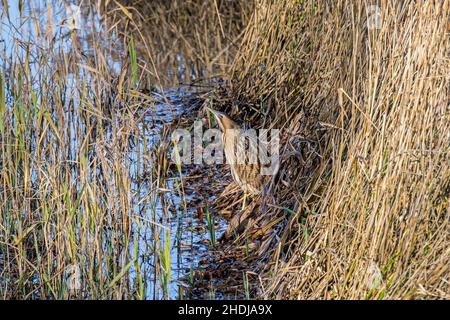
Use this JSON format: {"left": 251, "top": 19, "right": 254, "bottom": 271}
{"left": 206, "top": 107, "right": 279, "bottom": 196}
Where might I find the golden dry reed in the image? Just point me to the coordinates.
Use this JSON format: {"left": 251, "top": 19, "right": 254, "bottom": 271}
{"left": 0, "top": 0, "right": 449, "bottom": 300}
{"left": 229, "top": 0, "right": 449, "bottom": 299}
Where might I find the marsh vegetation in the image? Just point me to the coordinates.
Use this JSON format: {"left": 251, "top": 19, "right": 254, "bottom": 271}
{"left": 0, "top": 0, "right": 448, "bottom": 300}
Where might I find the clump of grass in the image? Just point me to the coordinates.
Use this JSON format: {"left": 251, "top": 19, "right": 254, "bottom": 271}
{"left": 205, "top": 206, "right": 216, "bottom": 246}
{"left": 0, "top": 0, "right": 206, "bottom": 299}
{"left": 159, "top": 229, "right": 171, "bottom": 299}
{"left": 218, "top": 0, "right": 449, "bottom": 299}
{"left": 110, "top": 0, "right": 254, "bottom": 87}
{"left": 0, "top": 2, "right": 139, "bottom": 298}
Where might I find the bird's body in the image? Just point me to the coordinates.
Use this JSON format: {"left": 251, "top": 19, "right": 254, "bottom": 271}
{"left": 206, "top": 107, "right": 275, "bottom": 195}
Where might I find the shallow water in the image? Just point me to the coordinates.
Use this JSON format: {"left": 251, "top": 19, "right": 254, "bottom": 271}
{"left": 0, "top": 0, "right": 227, "bottom": 299}
{"left": 131, "top": 89, "right": 228, "bottom": 299}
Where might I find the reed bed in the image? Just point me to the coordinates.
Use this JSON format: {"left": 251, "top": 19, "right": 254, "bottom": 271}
{"left": 107, "top": 0, "right": 254, "bottom": 87}
{"left": 0, "top": 0, "right": 198, "bottom": 299}
{"left": 219, "top": 0, "right": 449, "bottom": 299}
{"left": 1, "top": 0, "right": 448, "bottom": 300}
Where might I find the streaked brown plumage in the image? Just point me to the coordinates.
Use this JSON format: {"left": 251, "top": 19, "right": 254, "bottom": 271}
{"left": 206, "top": 107, "right": 275, "bottom": 195}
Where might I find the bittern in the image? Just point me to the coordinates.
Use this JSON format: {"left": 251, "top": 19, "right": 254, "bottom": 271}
{"left": 206, "top": 107, "right": 277, "bottom": 204}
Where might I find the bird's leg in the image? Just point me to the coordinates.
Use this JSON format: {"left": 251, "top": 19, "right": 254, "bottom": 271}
{"left": 241, "top": 192, "right": 247, "bottom": 210}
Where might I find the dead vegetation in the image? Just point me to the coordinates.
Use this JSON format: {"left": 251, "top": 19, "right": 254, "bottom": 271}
{"left": 105, "top": 0, "right": 254, "bottom": 87}
{"left": 135, "top": 0, "right": 449, "bottom": 299}
{"left": 214, "top": 0, "right": 449, "bottom": 299}
{"left": 0, "top": 0, "right": 448, "bottom": 299}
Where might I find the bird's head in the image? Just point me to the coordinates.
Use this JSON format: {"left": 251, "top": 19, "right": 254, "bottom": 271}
{"left": 205, "top": 107, "right": 239, "bottom": 132}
